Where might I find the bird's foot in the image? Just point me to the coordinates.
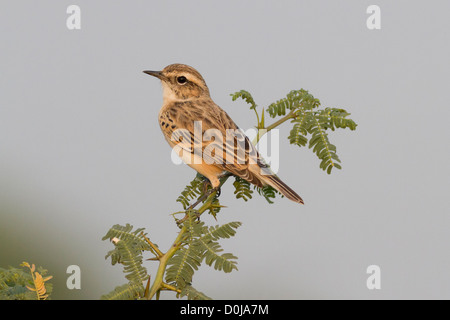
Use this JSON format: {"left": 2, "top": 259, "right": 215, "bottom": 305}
{"left": 176, "top": 186, "right": 221, "bottom": 225}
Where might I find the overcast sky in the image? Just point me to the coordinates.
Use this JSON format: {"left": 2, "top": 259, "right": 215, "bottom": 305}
{"left": 1, "top": 1, "right": 449, "bottom": 299}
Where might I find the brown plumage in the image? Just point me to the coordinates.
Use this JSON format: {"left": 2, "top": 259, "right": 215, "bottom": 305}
{"left": 144, "top": 64, "right": 303, "bottom": 204}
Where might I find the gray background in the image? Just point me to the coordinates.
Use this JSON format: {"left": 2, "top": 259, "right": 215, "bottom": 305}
{"left": 1, "top": 1, "right": 449, "bottom": 299}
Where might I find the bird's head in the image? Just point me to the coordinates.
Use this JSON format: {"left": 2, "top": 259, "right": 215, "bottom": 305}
{"left": 144, "top": 64, "right": 210, "bottom": 102}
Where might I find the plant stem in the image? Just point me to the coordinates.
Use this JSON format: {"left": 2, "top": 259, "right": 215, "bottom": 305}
{"left": 147, "top": 227, "right": 186, "bottom": 299}
{"left": 253, "top": 108, "right": 260, "bottom": 129}
{"left": 265, "top": 109, "right": 296, "bottom": 132}
{"left": 161, "top": 282, "right": 181, "bottom": 293}
{"left": 252, "top": 109, "right": 296, "bottom": 145}
{"left": 142, "top": 233, "right": 164, "bottom": 258}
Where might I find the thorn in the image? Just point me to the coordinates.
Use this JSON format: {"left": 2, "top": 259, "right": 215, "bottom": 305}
{"left": 144, "top": 275, "right": 151, "bottom": 299}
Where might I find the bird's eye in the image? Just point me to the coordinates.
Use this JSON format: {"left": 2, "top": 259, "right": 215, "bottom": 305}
{"left": 177, "top": 76, "right": 187, "bottom": 84}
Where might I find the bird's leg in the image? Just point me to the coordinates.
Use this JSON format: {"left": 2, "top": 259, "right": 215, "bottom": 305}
{"left": 190, "top": 178, "right": 221, "bottom": 209}
{"left": 176, "top": 209, "right": 200, "bottom": 226}
{"left": 202, "top": 179, "right": 212, "bottom": 195}
{"left": 189, "top": 189, "right": 212, "bottom": 211}
{"left": 186, "top": 178, "right": 212, "bottom": 210}
{"left": 176, "top": 185, "right": 221, "bottom": 225}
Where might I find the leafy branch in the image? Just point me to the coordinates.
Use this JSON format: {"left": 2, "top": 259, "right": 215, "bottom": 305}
{"left": 102, "top": 88, "right": 356, "bottom": 299}
{"left": 260, "top": 89, "right": 356, "bottom": 174}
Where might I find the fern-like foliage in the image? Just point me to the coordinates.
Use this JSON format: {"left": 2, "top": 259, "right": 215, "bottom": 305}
{"left": 233, "top": 176, "right": 253, "bottom": 201}
{"left": 254, "top": 184, "right": 282, "bottom": 204}
{"left": 308, "top": 113, "right": 341, "bottom": 173}
{"left": 316, "top": 107, "right": 358, "bottom": 131}
{"left": 102, "top": 224, "right": 151, "bottom": 299}
{"left": 230, "top": 90, "right": 264, "bottom": 127}
{"left": 288, "top": 112, "right": 310, "bottom": 147}
{"left": 103, "top": 224, "right": 151, "bottom": 251}
{"left": 230, "top": 90, "right": 257, "bottom": 110}
{"left": 196, "top": 222, "right": 241, "bottom": 272}
{"left": 103, "top": 224, "right": 152, "bottom": 265}
{"left": 100, "top": 282, "right": 144, "bottom": 300}
{"left": 115, "top": 240, "right": 148, "bottom": 283}
{"left": 267, "top": 89, "right": 356, "bottom": 174}
{"left": 267, "top": 89, "right": 321, "bottom": 116}
{"left": 180, "top": 285, "right": 212, "bottom": 300}
{"left": 165, "top": 216, "right": 203, "bottom": 289}
{"left": 166, "top": 245, "right": 202, "bottom": 289}
{"left": 232, "top": 176, "right": 282, "bottom": 204}
{"left": 165, "top": 213, "right": 241, "bottom": 293}
{"left": 177, "top": 174, "right": 205, "bottom": 209}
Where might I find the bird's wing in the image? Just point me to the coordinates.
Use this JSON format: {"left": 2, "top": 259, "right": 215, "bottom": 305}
{"left": 160, "top": 100, "right": 303, "bottom": 203}
{"left": 200, "top": 102, "right": 273, "bottom": 187}
{"left": 163, "top": 100, "right": 272, "bottom": 187}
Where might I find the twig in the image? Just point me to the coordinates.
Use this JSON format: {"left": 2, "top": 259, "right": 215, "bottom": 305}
{"left": 142, "top": 232, "right": 164, "bottom": 259}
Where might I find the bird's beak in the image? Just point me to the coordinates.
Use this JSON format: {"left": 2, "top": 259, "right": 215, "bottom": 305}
{"left": 143, "top": 70, "right": 165, "bottom": 80}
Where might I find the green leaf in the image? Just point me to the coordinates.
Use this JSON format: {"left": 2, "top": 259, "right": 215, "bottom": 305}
{"left": 230, "top": 90, "right": 257, "bottom": 110}
{"left": 165, "top": 214, "right": 203, "bottom": 288}
{"left": 100, "top": 282, "right": 144, "bottom": 300}
{"left": 315, "top": 108, "right": 358, "bottom": 131}
{"left": 165, "top": 245, "right": 202, "bottom": 288}
{"left": 201, "top": 222, "right": 242, "bottom": 241}
{"left": 308, "top": 115, "right": 341, "bottom": 174}
{"left": 102, "top": 224, "right": 149, "bottom": 287}
{"left": 116, "top": 240, "right": 148, "bottom": 284}
{"left": 102, "top": 223, "right": 151, "bottom": 252}
{"left": 177, "top": 174, "right": 205, "bottom": 209}
{"left": 288, "top": 112, "right": 310, "bottom": 147}
{"left": 267, "top": 89, "right": 320, "bottom": 118}
{"left": 196, "top": 238, "right": 238, "bottom": 272}
{"left": 180, "top": 285, "right": 211, "bottom": 300}
{"left": 166, "top": 214, "right": 241, "bottom": 291}
{"left": 233, "top": 176, "right": 253, "bottom": 201}
{"left": 195, "top": 222, "right": 242, "bottom": 272}
{"left": 264, "top": 89, "right": 357, "bottom": 174}
{"left": 254, "top": 184, "right": 282, "bottom": 204}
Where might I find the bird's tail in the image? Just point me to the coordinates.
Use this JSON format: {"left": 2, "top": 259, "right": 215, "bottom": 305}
{"left": 263, "top": 174, "right": 304, "bottom": 204}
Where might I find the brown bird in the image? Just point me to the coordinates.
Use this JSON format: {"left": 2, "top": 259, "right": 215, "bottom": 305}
{"left": 144, "top": 64, "right": 303, "bottom": 204}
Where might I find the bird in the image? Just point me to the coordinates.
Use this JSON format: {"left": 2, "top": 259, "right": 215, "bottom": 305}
{"left": 144, "top": 64, "right": 304, "bottom": 204}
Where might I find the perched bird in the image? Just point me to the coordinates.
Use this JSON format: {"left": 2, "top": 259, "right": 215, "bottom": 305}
{"left": 144, "top": 64, "right": 303, "bottom": 204}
